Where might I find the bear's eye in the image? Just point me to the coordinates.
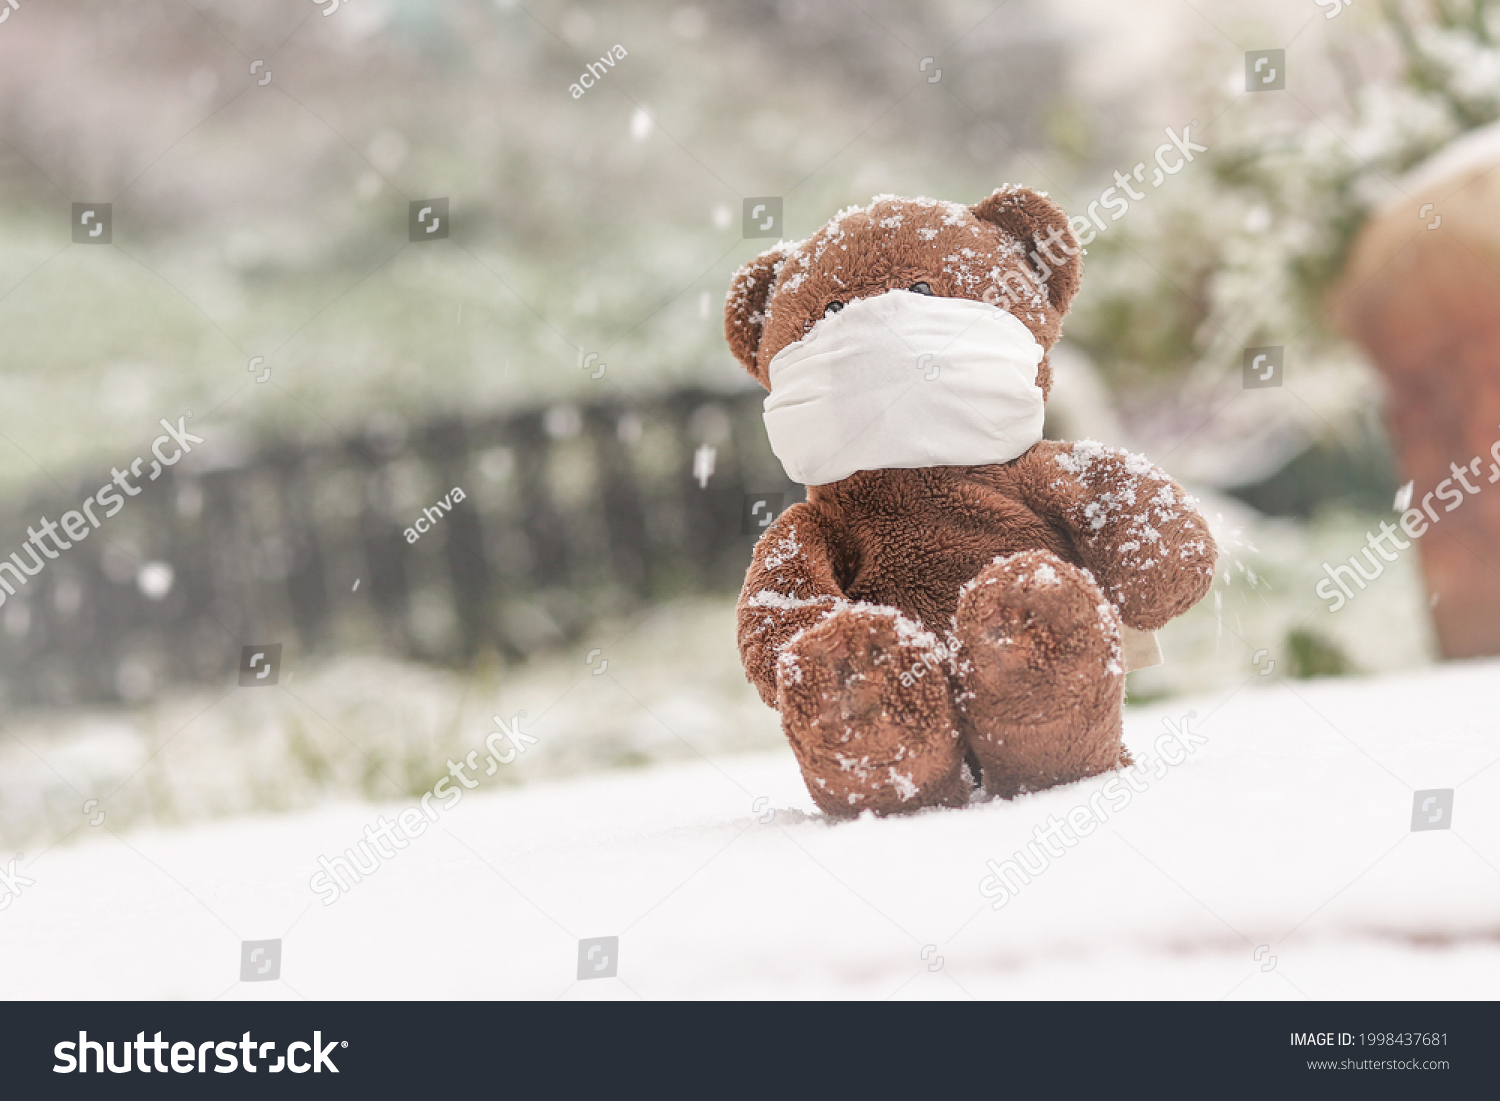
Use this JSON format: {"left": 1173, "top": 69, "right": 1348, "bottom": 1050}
{"left": 909, "top": 282, "right": 933, "bottom": 295}
{"left": 823, "top": 301, "right": 844, "bottom": 316}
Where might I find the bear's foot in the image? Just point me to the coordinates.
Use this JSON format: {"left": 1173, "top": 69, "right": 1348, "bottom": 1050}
{"left": 777, "top": 604, "right": 969, "bottom": 818}
{"left": 952, "top": 550, "right": 1128, "bottom": 799}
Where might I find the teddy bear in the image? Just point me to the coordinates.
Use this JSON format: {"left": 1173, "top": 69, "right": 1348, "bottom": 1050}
{"left": 723, "top": 187, "right": 1217, "bottom": 818}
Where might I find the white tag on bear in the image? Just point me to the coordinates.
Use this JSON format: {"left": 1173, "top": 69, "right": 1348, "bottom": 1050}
{"left": 1122, "top": 626, "right": 1163, "bottom": 672}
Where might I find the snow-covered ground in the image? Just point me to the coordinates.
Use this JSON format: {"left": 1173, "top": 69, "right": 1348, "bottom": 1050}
{"left": 0, "top": 499, "right": 1441, "bottom": 849}
{"left": 3, "top": 656, "right": 1497, "bottom": 1000}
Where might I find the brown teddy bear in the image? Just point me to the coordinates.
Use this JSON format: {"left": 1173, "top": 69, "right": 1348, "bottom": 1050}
{"left": 724, "top": 187, "right": 1217, "bottom": 818}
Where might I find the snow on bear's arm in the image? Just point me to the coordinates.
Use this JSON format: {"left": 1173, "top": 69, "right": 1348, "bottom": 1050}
{"left": 1043, "top": 439, "right": 1218, "bottom": 629}
{"left": 736, "top": 505, "right": 849, "bottom": 706}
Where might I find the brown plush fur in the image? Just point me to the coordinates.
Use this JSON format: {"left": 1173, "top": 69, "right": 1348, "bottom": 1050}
{"left": 727, "top": 188, "right": 1217, "bottom": 818}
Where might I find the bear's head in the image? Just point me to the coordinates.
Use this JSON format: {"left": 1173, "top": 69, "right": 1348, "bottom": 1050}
{"left": 724, "top": 186, "right": 1082, "bottom": 398}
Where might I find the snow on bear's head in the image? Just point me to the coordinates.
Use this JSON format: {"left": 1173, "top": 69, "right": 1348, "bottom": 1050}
{"left": 723, "top": 187, "right": 1084, "bottom": 396}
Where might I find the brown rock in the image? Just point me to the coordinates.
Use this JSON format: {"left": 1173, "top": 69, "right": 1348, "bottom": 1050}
{"left": 1332, "top": 123, "right": 1500, "bottom": 659}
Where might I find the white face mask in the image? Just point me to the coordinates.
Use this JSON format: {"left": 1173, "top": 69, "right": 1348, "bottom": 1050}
{"left": 763, "top": 289, "right": 1046, "bottom": 486}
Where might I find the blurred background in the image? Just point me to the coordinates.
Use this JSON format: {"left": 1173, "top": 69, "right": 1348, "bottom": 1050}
{"left": 1, "top": 0, "right": 1497, "bottom": 848}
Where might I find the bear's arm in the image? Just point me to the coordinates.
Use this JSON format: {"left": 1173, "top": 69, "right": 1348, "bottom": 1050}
{"left": 737, "top": 503, "right": 849, "bottom": 708}
{"left": 1016, "top": 439, "right": 1218, "bottom": 630}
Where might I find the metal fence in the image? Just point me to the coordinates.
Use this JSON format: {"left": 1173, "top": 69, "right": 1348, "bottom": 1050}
{"left": 0, "top": 387, "right": 799, "bottom": 707}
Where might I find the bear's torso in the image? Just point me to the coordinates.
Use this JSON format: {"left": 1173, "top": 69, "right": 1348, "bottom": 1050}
{"left": 803, "top": 447, "right": 1082, "bottom": 637}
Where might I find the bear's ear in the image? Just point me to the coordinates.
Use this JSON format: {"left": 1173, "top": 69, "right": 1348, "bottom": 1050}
{"left": 724, "top": 245, "right": 788, "bottom": 387}
{"left": 970, "top": 187, "right": 1082, "bottom": 314}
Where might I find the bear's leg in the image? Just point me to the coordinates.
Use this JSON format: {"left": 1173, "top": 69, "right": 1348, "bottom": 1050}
{"left": 776, "top": 605, "right": 969, "bottom": 818}
{"left": 952, "top": 550, "right": 1129, "bottom": 799}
